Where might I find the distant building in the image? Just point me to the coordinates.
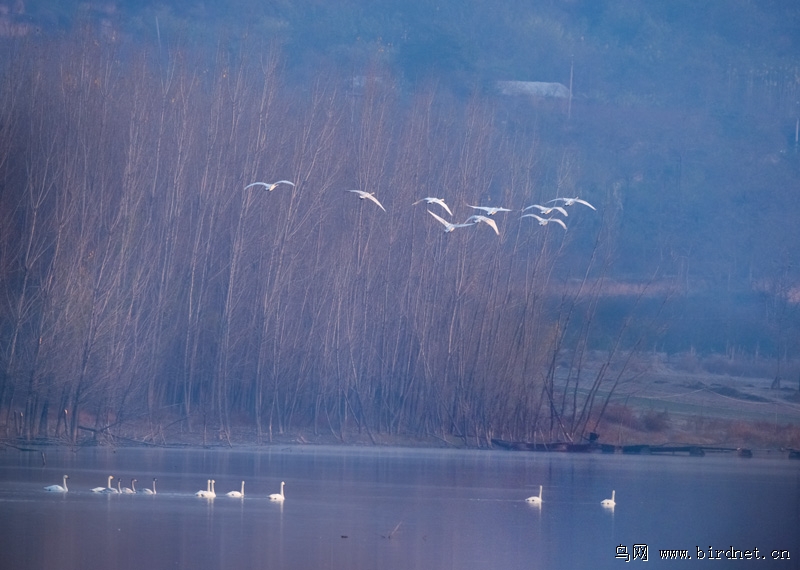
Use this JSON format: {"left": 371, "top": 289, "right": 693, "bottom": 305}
{"left": 496, "top": 80, "right": 570, "bottom": 99}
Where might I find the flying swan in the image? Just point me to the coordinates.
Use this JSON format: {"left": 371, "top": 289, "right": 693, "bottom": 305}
{"left": 521, "top": 214, "right": 567, "bottom": 230}
{"left": 245, "top": 180, "right": 295, "bottom": 192}
{"left": 226, "top": 481, "right": 245, "bottom": 498}
{"left": 467, "top": 205, "right": 511, "bottom": 216}
{"left": 525, "top": 485, "right": 543, "bottom": 505}
{"left": 547, "top": 196, "right": 596, "bottom": 210}
{"left": 465, "top": 214, "right": 500, "bottom": 235}
{"left": 427, "top": 209, "right": 475, "bottom": 233}
{"left": 522, "top": 204, "right": 568, "bottom": 217}
{"left": 347, "top": 190, "right": 386, "bottom": 212}
{"left": 412, "top": 197, "right": 453, "bottom": 217}
{"left": 44, "top": 475, "right": 69, "bottom": 493}
{"left": 269, "top": 481, "right": 285, "bottom": 502}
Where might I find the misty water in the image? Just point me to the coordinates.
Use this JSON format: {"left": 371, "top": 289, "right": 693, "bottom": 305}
{"left": 1, "top": 446, "right": 798, "bottom": 570}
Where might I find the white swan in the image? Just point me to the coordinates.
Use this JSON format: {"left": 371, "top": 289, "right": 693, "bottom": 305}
{"left": 347, "top": 190, "right": 386, "bottom": 212}
{"left": 465, "top": 214, "right": 500, "bottom": 235}
{"left": 269, "top": 481, "right": 285, "bottom": 502}
{"left": 44, "top": 475, "right": 69, "bottom": 493}
{"left": 92, "top": 475, "right": 114, "bottom": 493}
{"left": 522, "top": 204, "right": 568, "bottom": 217}
{"left": 547, "top": 196, "right": 596, "bottom": 210}
{"left": 601, "top": 490, "right": 616, "bottom": 508}
{"left": 141, "top": 478, "right": 157, "bottom": 495}
{"left": 525, "top": 485, "right": 542, "bottom": 505}
{"left": 413, "top": 197, "right": 453, "bottom": 217}
{"left": 467, "top": 205, "right": 511, "bottom": 216}
{"left": 121, "top": 479, "right": 137, "bottom": 494}
{"left": 245, "top": 180, "right": 295, "bottom": 192}
{"left": 427, "top": 209, "right": 475, "bottom": 233}
{"left": 521, "top": 213, "right": 568, "bottom": 230}
{"left": 226, "top": 481, "right": 245, "bottom": 498}
{"left": 196, "top": 479, "right": 216, "bottom": 499}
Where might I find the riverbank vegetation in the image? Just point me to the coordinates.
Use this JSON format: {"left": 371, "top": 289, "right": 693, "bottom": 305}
{"left": 0, "top": 1, "right": 798, "bottom": 448}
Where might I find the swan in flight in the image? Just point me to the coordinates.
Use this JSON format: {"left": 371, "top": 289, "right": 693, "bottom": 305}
{"left": 269, "top": 481, "right": 285, "bottom": 502}
{"left": 226, "top": 481, "right": 245, "bottom": 498}
{"left": 412, "top": 197, "right": 453, "bottom": 217}
{"left": 141, "top": 478, "right": 157, "bottom": 495}
{"left": 521, "top": 213, "right": 567, "bottom": 230}
{"left": 601, "top": 490, "right": 616, "bottom": 508}
{"left": 244, "top": 180, "right": 295, "bottom": 192}
{"left": 121, "top": 479, "right": 137, "bottom": 494}
{"left": 467, "top": 205, "right": 511, "bottom": 216}
{"left": 523, "top": 204, "right": 568, "bottom": 217}
{"left": 427, "top": 209, "right": 475, "bottom": 233}
{"left": 196, "top": 479, "right": 216, "bottom": 499}
{"left": 465, "top": 215, "right": 499, "bottom": 236}
{"left": 525, "top": 485, "right": 543, "bottom": 505}
{"left": 347, "top": 190, "right": 386, "bottom": 212}
{"left": 547, "top": 196, "right": 596, "bottom": 210}
{"left": 44, "top": 475, "right": 69, "bottom": 493}
{"left": 92, "top": 475, "right": 117, "bottom": 493}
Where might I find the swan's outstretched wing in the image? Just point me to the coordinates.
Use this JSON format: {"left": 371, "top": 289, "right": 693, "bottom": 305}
{"left": 469, "top": 205, "right": 510, "bottom": 215}
{"left": 246, "top": 180, "right": 295, "bottom": 191}
{"left": 547, "top": 196, "right": 596, "bottom": 210}
{"left": 573, "top": 198, "right": 596, "bottom": 210}
{"left": 348, "top": 190, "right": 386, "bottom": 212}
{"left": 521, "top": 213, "right": 546, "bottom": 224}
{"left": 551, "top": 218, "right": 568, "bottom": 230}
{"left": 428, "top": 198, "right": 453, "bottom": 217}
{"left": 427, "top": 209, "right": 451, "bottom": 229}
{"left": 466, "top": 215, "right": 499, "bottom": 235}
{"left": 269, "top": 180, "right": 295, "bottom": 190}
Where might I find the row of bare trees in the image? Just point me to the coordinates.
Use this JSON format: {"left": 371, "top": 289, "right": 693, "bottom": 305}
{"left": 0, "top": 30, "right": 643, "bottom": 446}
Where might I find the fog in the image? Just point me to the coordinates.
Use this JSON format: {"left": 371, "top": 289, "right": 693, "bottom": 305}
{"left": 0, "top": 1, "right": 798, "bottom": 444}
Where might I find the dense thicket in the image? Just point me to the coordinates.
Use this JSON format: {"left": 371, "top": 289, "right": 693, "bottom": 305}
{"left": 0, "top": 32, "right": 644, "bottom": 444}
{"left": 1, "top": 1, "right": 798, "bottom": 444}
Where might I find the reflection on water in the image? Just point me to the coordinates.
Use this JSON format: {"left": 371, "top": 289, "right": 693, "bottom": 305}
{"left": 0, "top": 446, "right": 797, "bottom": 569}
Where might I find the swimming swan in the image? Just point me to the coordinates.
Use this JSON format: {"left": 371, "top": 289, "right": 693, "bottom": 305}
{"left": 196, "top": 479, "right": 216, "bottom": 499}
{"left": 526, "top": 485, "right": 543, "bottom": 504}
{"left": 92, "top": 475, "right": 117, "bottom": 493}
{"left": 269, "top": 481, "right": 285, "bottom": 502}
{"left": 141, "top": 478, "right": 157, "bottom": 495}
{"left": 226, "top": 481, "right": 245, "bottom": 498}
{"left": 44, "top": 475, "right": 69, "bottom": 493}
{"left": 121, "top": 479, "right": 137, "bottom": 494}
{"left": 347, "top": 190, "right": 386, "bottom": 212}
{"left": 601, "top": 490, "right": 616, "bottom": 508}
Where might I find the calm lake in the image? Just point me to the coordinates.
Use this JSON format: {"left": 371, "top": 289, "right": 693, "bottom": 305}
{"left": 0, "top": 445, "right": 797, "bottom": 569}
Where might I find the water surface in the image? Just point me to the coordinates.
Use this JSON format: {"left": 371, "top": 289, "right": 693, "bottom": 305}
{"left": 0, "top": 446, "right": 797, "bottom": 569}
